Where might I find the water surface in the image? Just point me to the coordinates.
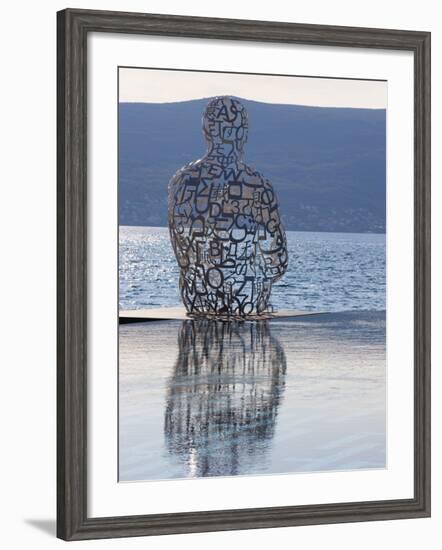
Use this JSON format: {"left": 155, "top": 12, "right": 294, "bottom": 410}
{"left": 119, "top": 226, "right": 386, "bottom": 312}
{"left": 119, "top": 312, "right": 386, "bottom": 481}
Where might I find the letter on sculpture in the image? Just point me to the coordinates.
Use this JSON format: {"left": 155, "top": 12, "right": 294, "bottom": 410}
{"left": 168, "top": 96, "right": 288, "bottom": 317}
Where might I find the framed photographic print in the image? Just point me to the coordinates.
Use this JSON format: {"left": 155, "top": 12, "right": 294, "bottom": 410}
{"left": 57, "top": 8, "right": 431, "bottom": 541}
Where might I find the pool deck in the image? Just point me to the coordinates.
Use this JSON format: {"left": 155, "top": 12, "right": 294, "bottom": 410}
{"left": 119, "top": 306, "right": 322, "bottom": 323}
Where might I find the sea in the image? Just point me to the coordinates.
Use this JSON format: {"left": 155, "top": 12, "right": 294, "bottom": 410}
{"left": 119, "top": 225, "right": 386, "bottom": 313}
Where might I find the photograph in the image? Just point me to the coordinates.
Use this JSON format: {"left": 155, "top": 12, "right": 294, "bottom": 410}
{"left": 118, "top": 67, "right": 387, "bottom": 482}
{"left": 54, "top": 7, "right": 431, "bottom": 541}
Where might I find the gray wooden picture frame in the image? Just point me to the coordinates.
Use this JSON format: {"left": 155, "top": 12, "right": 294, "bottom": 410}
{"left": 57, "top": 8, "right": 431, "bottom": 541}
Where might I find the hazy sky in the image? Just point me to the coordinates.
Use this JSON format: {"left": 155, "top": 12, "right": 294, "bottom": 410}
{"left": 119, "top": 67, "right": 387, "bottom": 109}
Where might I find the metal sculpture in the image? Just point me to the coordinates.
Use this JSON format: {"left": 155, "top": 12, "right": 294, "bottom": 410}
{"left": 164, "top": 319, "right": 287, "bottom": 477}
{"left": 168, "top": 96, "right": 288, "bottom": 318}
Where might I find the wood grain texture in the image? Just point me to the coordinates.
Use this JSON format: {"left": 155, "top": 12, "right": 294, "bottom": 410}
{"left": 57, "top": 8, "right": 431, "bottom": 541}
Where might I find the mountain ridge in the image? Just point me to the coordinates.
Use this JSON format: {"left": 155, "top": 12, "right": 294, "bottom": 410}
{"left": 119, "top": 98, "right": 386, "bottom": 233}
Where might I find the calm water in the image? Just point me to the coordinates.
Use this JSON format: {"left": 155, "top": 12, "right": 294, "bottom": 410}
{"left": 119, "top": 312, "right": 386, "bottom": 481}
{"left": 119, "top": 226, "right": 385, "bottom": 312}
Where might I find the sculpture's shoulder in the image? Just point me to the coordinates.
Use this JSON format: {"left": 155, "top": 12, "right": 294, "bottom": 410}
{"left": 237, "top": 162, "right": 259, "bottom": 181}
{"left": 168, "top": 159, "right": 204, "bottom": 204}
{"left": 240, "top": 162, "right": 276, "bottom": 196}
{"left": 168, "top": 158, "right": 204, "bottom": 186}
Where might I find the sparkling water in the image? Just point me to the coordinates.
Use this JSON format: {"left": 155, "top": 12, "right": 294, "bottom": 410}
{"left": 119, "top": 226, "right": 385, "bottom": 312}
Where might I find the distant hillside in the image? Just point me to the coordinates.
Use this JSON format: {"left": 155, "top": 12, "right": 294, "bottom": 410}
{"left": 119, "top": 98, "right": 386, "bottom": 233}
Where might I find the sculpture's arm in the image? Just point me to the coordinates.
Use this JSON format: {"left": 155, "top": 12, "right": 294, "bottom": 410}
{"left": 168, "top": 169, "right": 192, "bottom": 269}
{"left": 168, "top": 163, "right": 203, "bottom": 270}
{"left": 256, "top": 178, "right": 288, "bottom": 282}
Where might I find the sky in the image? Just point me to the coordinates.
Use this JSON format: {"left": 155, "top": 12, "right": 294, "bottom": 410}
{"left": 119, "top": 67, "right": 387, "bottom": 109}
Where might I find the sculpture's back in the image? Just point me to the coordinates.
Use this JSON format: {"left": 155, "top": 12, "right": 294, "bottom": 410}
{"left": 168, "top": 96, "right": 288, "bottom": 318}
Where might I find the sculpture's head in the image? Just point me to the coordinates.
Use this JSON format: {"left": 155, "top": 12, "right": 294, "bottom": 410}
{"left": 202, "top": 96, "right": 248, "bottom": 153}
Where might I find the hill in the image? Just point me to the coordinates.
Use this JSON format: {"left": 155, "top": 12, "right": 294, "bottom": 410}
{"left": 119, "top": 98, "right": 386, "bottom": 233}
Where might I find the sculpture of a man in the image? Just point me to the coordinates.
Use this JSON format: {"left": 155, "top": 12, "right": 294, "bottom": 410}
{"left": 168, "top": 96, "right": 288, "bottom": 317}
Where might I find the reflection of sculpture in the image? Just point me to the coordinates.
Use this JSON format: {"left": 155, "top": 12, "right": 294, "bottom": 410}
{"left": 164, "top": 320, "right": 287, "bottom": 477}
{"left": 168, "top": 96, "right": 288, "bottom": 318}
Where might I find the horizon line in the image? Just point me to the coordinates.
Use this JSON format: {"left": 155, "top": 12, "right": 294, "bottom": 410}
{"left": 118, "top": 96, "right": 387, "bottom": 111}
{"left": 118, "top": 224, "right": 386, "bottom": 236}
